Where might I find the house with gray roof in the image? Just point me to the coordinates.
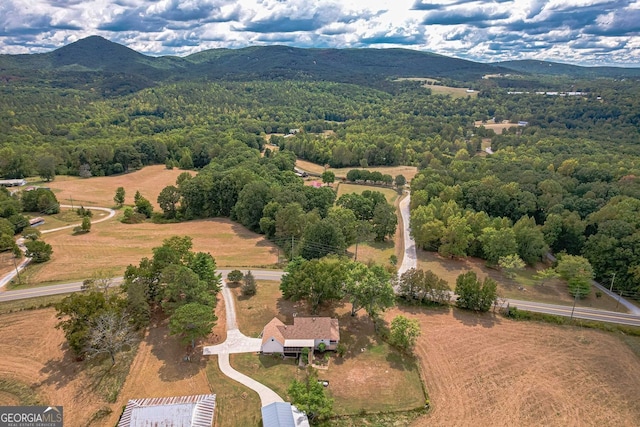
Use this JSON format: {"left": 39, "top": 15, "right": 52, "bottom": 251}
{"left": 261, "top": 402, "right": 310, "bottom": 427}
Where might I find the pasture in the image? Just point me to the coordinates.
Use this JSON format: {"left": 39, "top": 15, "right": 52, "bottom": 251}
{"left": 295, "top": 159, "right": 418, "bottom": 183}
{"left": 394, "top": 306, "right": 640, "bottom": 426}
{"left": 44, "top": 165, "right": 193, "bottom": 209}
{"left": 24, "top": 217, "right": 278, "bottom": 284}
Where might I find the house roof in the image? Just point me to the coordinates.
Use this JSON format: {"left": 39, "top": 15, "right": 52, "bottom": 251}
{"left": 262, "top": 317, "right": 339, "bottom": 346}
{"left": 261, "top": 402, "right": 310, "bottom": 427}
{"left": 118, "top": 394, "right": 216, "bottom": 427}
{"left": 262, "top": 317, "right": 286, "bottom": 346}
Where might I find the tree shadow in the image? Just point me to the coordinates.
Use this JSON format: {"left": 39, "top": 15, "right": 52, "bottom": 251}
{"left": 452, "top": 307, "right": 501, "bottom": 328}
{"left": 385, "top": 351, "right": 418, "bottom": 372}
{"left": 38, "top": 347, "right": 79, "bottom": 390}
{"left": 148, "top": 322, "right": 206, "bottom": 382}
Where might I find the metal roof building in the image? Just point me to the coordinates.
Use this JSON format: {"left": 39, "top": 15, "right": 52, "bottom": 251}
{"left": 261, "top": 402, "right": 310, "bottom": 427}
{"left": 118, "top": 394, "right": 216, "bottom": 427}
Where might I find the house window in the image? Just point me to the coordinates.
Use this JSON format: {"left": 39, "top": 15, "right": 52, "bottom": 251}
{"left": 330, "top": 340, "right": 337, "bottom": 345}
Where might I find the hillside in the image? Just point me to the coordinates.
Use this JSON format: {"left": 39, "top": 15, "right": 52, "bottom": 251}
{"left": 0, "top": 35, "right": 506, "bottom": 86}
{"left": 496, "top": 59, "right": 640, "bottom": 78}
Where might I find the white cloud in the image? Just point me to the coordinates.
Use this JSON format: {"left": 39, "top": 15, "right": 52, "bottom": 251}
{"left": 0, "top": 0, "right": 637, "bottom": 65}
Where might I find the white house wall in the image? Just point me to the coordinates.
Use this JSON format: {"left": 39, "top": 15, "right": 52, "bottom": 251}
{"left": 261, "top": 337, "right": 284, "bottom": 354}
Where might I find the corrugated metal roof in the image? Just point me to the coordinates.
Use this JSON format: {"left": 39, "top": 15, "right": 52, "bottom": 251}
{"left": 261, "top": 402, "right": 310, "bottom": 427}
{"left": 118, "top": 394, "right": 216, "bottom": 427}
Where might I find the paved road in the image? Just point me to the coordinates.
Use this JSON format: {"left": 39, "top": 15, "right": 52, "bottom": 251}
{"left": 4, "top": 269, "right": 638, "bottom": 327}
{"left": 398, "top": 192, "right": 417, "bottom": 276}
{"left": 0, "top": 204, "right": 116, "bottom": 290}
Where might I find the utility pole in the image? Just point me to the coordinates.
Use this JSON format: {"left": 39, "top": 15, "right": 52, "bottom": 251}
{"left": 13, "top": 255, "right": 22, "bottom": 285}
{"left": 570, "top": 288, "right": 581, "bottom": 321}
{"left": 609, "top": 272, "right": 616, "bottom": 292}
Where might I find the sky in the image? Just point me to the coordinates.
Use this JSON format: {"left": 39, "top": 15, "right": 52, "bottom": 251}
{"left": 1, "top": 0, "right": 639, "bottom": 66}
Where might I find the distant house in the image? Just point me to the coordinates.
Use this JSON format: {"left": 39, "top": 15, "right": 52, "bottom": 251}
{"left": 118, "top": 394, "right": 216, "bottom": 427}
{"left": 518, "top": 121, "right": 529, "bottom": 127}
{"left": 261, "top": 317, "right": 339, "bottom": 356}
{"left": 0, "top": 179, "right": 26, "bottom": 187}
{"left": 262, "top": 402, "right": 310, "bottom": 427}
{"left": 29, "top": 217, "right": 45, "bottom": 227}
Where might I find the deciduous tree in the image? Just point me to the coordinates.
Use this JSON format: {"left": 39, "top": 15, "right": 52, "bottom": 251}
{"left": 169, "top": 303, "right": 217, "bottom": 349}
{"left": 388, "top": 315, "right": 421, "bottom": 354}
{"left": 455, "top": 271, "right": 497, "bottom": 312}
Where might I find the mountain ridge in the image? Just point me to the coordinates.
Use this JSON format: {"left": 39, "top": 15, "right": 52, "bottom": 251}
{"left": 1, "top": 36, "right": 639, "bottom": 88}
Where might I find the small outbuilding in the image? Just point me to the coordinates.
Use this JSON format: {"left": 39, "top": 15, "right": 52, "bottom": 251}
{"left": 261, "top": 402, "right": 310, "bottom": 427}
{"left": 118, "top": 394, "right": 216, "bottom": 427}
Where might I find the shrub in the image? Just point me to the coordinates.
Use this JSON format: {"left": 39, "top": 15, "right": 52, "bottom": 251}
{"left": 318, "top": 342, "right": 326, "bottom": 352}
{"left": 227, "top": 270, "right": 244, "bottom": 283}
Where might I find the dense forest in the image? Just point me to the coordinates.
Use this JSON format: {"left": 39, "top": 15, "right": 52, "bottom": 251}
{"left": 1, "top": 37, "right": 640, "bottom": 298}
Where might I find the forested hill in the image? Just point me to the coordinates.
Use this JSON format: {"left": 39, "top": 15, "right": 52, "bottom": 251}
{"left": 496, "top": 60, "right": 640, "bottom": 78}
{"left": 0, "top": 35, "right": 507, "bottom": 85}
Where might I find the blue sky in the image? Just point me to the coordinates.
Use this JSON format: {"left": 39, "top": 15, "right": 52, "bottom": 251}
{"left": 1, "top": 0, "right": 639, "bottom": 66}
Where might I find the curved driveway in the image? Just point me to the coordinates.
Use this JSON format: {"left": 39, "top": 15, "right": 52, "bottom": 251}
{"left": 203, "top": 278, "right": 284, "bottom": 407}
{"left": 0, "top": 204, "right": 116, "bottom": 290}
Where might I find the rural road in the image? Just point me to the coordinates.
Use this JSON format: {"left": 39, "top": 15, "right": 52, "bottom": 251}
{"left": 2, "top": 198, "right": 639, "bottom": 327}
{"left": 398, "top": 192, "right": 417, "bottom": 276}
{"left": 0, "top": 204, "right": 116, "bottom": 290}
{"left": 2, "top": 270, "right": 640, "bottom": 327}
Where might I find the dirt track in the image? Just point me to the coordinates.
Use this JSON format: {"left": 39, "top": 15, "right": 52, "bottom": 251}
{"left": 386, "top": 307, "right": 640, "bottom": 427}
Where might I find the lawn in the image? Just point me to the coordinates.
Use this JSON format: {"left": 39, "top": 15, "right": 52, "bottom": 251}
{"left": 416, "top": 249, "right": 627, "bottom": 312}
{"left": 205, "top": 360, "right": 262, "bottom": 427}
{"left": 335, "top": 182, "right": 399, "bottom": 205}
{"left": 231, "top": 280, "right": 426, "bottom": 417}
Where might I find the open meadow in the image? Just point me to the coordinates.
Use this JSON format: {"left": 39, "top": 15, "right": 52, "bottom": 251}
{"left": 43, "top": 165, "right": 194, "bottom": 209}
{"left": 295, "top": 159, "right": 418, "bottom": 183}
{"left": 391, "top": 306, "right": 640, "bottom": 427}
{"left": 23, "top": 216, "right": 278, "bottom": 284}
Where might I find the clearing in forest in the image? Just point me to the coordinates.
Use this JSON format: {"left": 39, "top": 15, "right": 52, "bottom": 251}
{"left": 43, "top": 165, "right": 193, "bottom": 209}
{"left": 295, "top": 159, "right": 418, "bottom": 183}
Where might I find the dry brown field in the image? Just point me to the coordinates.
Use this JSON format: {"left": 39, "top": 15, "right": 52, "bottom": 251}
{"left": 44, "top": 165, "right": 193, "bottom": 208}
{"left": 0, "top": 309, "right": 110, "bottom": 426}
{"left": 387, "top": 306, "right": 640, "bottom": 427}
{"left": 24, "top": 217, "right": 278, "bottom": 284}
{"left": 474, "top": 119, "right": 516, "bottom": 134}
{"left": 295, "top": 159, "right": 418, "bottom": 183}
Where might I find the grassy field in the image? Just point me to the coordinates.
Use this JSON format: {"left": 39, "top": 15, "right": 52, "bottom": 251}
{"left": 335, "top": 182, "right": 401, "bottom": 268}
{"left": 474, "top": 120, "right": 516, "bottom": 134}
{"left": 416, "top": 249, "right": 628, "bottom": 312}
{"left": 43, "top": 165, "right": 194, "bottom": 209}
{"left": 295, "top": 159, "right": 418, "bottom": 183}
{"left": 398, "top": 306, "right": 640, "bottom": 426}
{"left": 20, "top": 217, "right": 278, "bottom": 284}
{"left": 232, "top": 280, "right": 427, "bottom": 417}
{"left": 335, "top": 182, "right": 399, "bottom": 204}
